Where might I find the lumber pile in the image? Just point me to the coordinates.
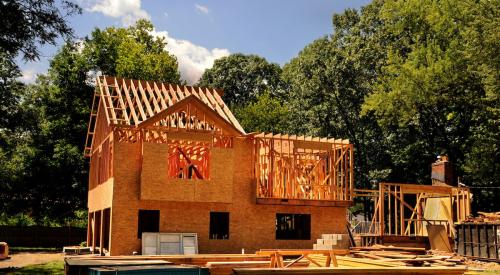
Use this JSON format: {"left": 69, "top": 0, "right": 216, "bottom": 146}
{"left": 462, "top": 212, "right": 500, "bottom": 224}
{"left": 350, "top": 245, "right": 467, "bottom": 267}
{"left": 206, "top": 260, "right": 310, "bottom": 275}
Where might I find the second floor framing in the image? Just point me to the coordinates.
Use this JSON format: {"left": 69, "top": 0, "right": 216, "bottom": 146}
{"left": 86, "top": 76, "right": 354, "bottom": 204}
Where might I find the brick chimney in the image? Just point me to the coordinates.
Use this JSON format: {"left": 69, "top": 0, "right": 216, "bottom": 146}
{"left": 431, "top": 155, "right": 456, "bottom": 186}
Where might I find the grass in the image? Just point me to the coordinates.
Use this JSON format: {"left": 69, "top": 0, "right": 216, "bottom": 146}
{"left": 4, "top": 261, "right": 64, "bottom": 275}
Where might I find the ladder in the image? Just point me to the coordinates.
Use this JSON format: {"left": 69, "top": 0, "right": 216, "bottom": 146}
{"left": 84, "top": 90, "right": 100, "bottom": 157}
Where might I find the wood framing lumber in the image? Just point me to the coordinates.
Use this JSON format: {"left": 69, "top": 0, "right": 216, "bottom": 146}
{"left": 232, "top": 267, "right": 467, "bottom": 275}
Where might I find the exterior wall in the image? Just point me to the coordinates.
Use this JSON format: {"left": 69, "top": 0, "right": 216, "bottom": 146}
{"left": 107, "top": 135, "right": 348, "bottom": 256}
{"left": 140, "top": 143, "right": 234, "bottom": 203}
{"left": 88, "top": 178, "right": 113, "bottom": 212}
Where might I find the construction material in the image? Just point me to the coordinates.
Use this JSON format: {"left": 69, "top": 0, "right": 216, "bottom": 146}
{"left": 63, "top": 246, "right": 92, "bottom": 255}
{"left": 65, "top": 259, "right": 172, "bottom": 275}
{"left": 206, "top": 260, "right": 310, "bottom": 275}
{"left": 456, "top": 222, "right": 500, "bottom": 261}
{"left": 0, "top": 242, "right": 8, "bottom": 260}
{"left": 426, "top": 224, "right": 452, "bottom": 252}
{"left": 253, "top": 133, "right": 353, "bottom": 201}
{"left": 65, "top": 254, "right": 270, "bottom": 270}
{"left": 462, "top": 212, "right": 500, "bottom": 224}
{"left": 142, "top": 232, "right": 198, "bottom": 255}
{"left": 314, "top": 234, "right": 350, "bottom": 250}
{"left": 232, "top": 267, "right": 467, "bottom": 274}
{"left": 88, "top": 265, "right": 209, "bottom": 275}
{"left": 256, "top": 249, "right": 350, "bottom": 268}
{"left": 348, "top": 245, "right": 468, "bottom": 268}
{"left": 350, "top": 245, "right": 426, "bottom": 253}
{"left": 65, "top": 249, "right": 475, "bottom": 275}
{"left": 85, "top": 76, "right": 354, "bottom": 255}
{"left": 355, "top": 182, "right": 470, "bottom": 238}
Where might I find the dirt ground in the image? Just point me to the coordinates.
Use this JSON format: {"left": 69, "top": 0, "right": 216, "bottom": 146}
{"left": 0, "top": 252, "right": 64, "bottom": 269}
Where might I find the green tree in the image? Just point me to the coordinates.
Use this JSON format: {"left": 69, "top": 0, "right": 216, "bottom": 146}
{"left": 85, "top": 20, "right": 180, "bottom": 83}
{"left": 0, "top": 0, "right": 82, "bottom": 223}
{"left": 198, "top": 53, "right": 284, "bottom": 106}
{"left": 0, "top": 20, "right": 181, "bottom": 223}
{"left": 234, "top": 91, "right": 290, "bottom": 133}
{"left": 361, "top": 0, "right": 499, "bottom": 210}
{"left": 282, "top": 1, "right": 392, "bottom": 200}
{"left": 0, "top": 0, "right": 81, "bottom": 61}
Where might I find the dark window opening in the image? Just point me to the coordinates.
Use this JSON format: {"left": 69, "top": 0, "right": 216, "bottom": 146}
{"left": 210, "top": 212, "right": 229, "bottom": 240}
{"left": 138, "top": 210, "right": 160, "bottom": 239}
{"left": 276, "top": 213, "right": 311, "bottom": 240}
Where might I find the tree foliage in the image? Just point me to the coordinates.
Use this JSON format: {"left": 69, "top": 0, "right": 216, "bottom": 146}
{"left": 233, "top": 91, "right": 290, "bottom": 133}
{"left": 359, "top": 0, "right": 499, "bottom": 211}
{"left": 84, "top": 20, "right": 180, "bottom": 83}
{"left": 198, "top": 53, "right": 284, "bottom": 107}
{"left": 0, "top": 0, "right": 81, "bottom": 61}
{"left": 1, "top": 0, "right": 499, "bottom": 223}
{"left": 0, "top": 20, "right": 181, "bottom": 223}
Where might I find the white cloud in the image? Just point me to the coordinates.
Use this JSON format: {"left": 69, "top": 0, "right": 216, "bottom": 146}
{"left": 195, "top": 4, "right": 210, "bottom": 14}
{"left": 82, "top": 0, "right": 228, "bottom": 84}
{"left": 84, "top": 0, "right": 150, "bottom": 26}
{"left": 151, "top": 30, "right": 230, "bottom": 84}
{"left": 20, "top": 69, "right": 37, "bottom": 83}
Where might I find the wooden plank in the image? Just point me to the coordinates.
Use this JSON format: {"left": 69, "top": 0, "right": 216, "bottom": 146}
{"left": 256, "top": 198, "right": 350, "bottom": 207}
{"left": 129, "top": 80, "right": 147, "bottom": 121}
{"left": 151, "top": 82, "right": 167, "bottom": 109}
{"left": 427, "top": 224, "right": 452, "bottom": 252}
{"left": 212, "top": 90, "right": 246, "bottom": 134}
{"left": 117, "top": 78, "right": 139, "bottom": 125}
{"left": 136, "top": 80, "right": 155, "bottom": 117}
{"left": 101, "top": 77, "right": 117, "bottom": 123}
{"left": 257, "top": 249, "right": 349, "bottom": 256}
{"left": 233, "top": 267, "right": 466, "bottom": 274}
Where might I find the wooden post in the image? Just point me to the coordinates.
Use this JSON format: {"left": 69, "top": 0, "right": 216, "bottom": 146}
{"left": 87, "top": 211, "right": 92, "bottom": 249}
{"left": 379, "top": 183, "right": 384, "bottom": 236}
{"left": 400, "top": 187, "right": 404, "bottom": 236}
{"left": 349, "top": 144, "right": 354, "bottom": 200}
{"left": 388, "top": 185, "right": 391, "bottom": 235}
{"left": 99, "top": 209, "right": 104, "bottom": 255}
{"left": 91, "top": 211, "right": 96, "bottom": 253}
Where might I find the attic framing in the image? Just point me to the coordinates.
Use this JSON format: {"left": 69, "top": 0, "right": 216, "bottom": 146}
{"left": 85, "top": 76, "right": 245, "bottom": 157}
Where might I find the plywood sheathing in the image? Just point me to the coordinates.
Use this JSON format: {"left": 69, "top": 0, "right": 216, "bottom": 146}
{"left": 109, "top": 137, "right": 347, "bottom": 255}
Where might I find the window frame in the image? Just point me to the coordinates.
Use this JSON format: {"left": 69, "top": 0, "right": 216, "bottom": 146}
{"left": 138, "top": 209, "right": 160, "bottom": 239}
{"left": 275, "top": 213, "right": 311, "bottom": 240}
{"left": 209, "top": 212, "right": 230, "bottom": 240}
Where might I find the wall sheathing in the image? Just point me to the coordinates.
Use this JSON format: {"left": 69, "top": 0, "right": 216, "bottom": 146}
{"left": 107, "top": 133, "right": 347, "bottom": 256}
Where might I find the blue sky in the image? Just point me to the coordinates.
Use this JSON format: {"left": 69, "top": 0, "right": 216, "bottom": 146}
{"left": 19, "top": 0, "right": 370, "bottom": 84}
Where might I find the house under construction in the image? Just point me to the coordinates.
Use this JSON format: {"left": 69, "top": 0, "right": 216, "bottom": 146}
{"left": 85, "top": 76, "right": 355, "bottom": 256}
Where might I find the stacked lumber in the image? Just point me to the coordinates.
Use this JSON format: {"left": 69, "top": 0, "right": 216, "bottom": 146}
{"left": 350, "top": 245, "right": 466, "bottom": 267}
{"left": 350, "top": 244, "right": 426, "bottom": 254}
{"left": 462, "top": 212, "right": 500, "bottom": 224}
{"left": 206, "top": 260, "right": 310, "bottom": 275}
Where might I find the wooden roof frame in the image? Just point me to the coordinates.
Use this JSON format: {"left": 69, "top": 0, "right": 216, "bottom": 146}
{"left": 84, "top": 76, "right": 246, "bottom": 154}
{"left": 138, "top": 95, "right": 244, "bottom": 136}
{"left": 84, "top": 76, "right": 354, "bottom": 157}
{"left": 250, "top": 132, "right": 350, "bottom": 146}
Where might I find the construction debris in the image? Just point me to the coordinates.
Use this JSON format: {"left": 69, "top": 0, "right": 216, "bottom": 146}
{"left": 462, "top": 212, "right": 500, "bottom": 224}
{"left": 350, "top": 245, "right": 464, "bottom": 267}
{"left": 64, "top": 248, "right": 478, "bottom": 275}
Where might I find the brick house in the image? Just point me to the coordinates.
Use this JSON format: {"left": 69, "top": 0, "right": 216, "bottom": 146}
{"left": 85, "top": 76, "right": 354, "bottom": 256}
